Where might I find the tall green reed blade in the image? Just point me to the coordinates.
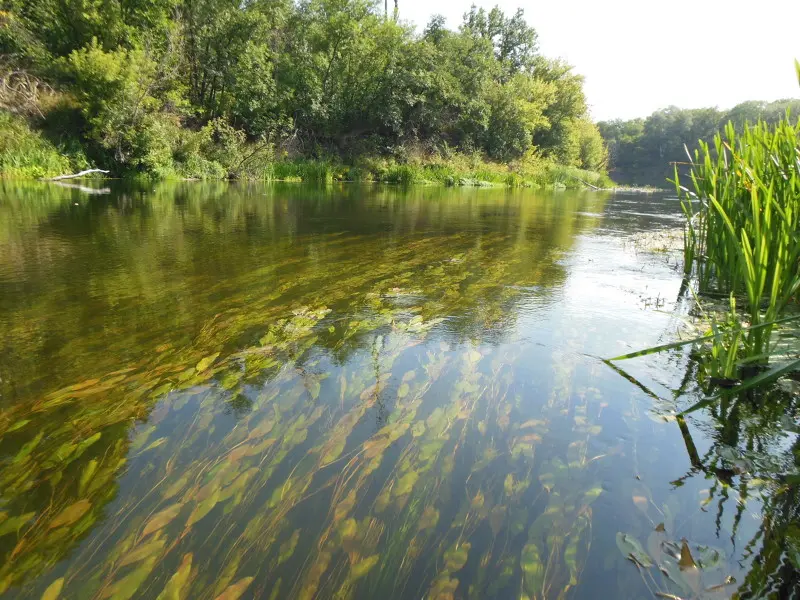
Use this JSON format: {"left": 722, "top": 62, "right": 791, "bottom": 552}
{"left": 605, "top": 314, "right": 800, "bottom": 362}
{"left": 680, "top": 357, "right": 800, "bottom": 416}
{"left": 675, "top": 108, "right": 800, "bottom": 362}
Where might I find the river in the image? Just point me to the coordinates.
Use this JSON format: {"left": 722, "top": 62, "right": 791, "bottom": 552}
{"left": 0, "top": 181, "right": 795, "bottom": 599}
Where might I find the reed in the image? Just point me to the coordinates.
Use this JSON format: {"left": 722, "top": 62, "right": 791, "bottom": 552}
{"left": 610, "top": 68, "right": 800, "bottom": 403}
{"left": 677, "top": 115, "right": 800, "bottom": 358}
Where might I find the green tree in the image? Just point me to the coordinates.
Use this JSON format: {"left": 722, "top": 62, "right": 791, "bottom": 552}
{"left": 0, "top": 0, "right": 610, "bottom": 179}
{"left": 531, "top": 57, "right": 588, "bottom": 163}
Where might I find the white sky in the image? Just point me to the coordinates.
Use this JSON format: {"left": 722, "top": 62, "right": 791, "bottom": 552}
{"left": 397, "top": 0, "right": 800, "bottom": 121}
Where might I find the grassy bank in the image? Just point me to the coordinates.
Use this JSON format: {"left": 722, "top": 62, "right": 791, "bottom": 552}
{"left": 0, "top": 112, "right": 612, "bottom": 189}
{"left": 0, "top": 113, "right": 89, "bottom": 179}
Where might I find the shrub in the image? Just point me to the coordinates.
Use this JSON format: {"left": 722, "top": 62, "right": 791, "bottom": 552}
{"left": 0, "top": 111, "right": 88, "bottom": 178}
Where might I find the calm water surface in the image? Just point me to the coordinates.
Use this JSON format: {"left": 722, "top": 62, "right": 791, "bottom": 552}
{"left": 0, "top": 182, "right": 796, "bottom": 599}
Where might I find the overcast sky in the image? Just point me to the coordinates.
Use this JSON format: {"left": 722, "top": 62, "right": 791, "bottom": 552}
{"left": 396, "top": 0, "right": 800, "bottom": 121}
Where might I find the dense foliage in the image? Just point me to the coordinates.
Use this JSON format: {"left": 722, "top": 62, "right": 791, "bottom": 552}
{"left": 598, "top": 100, "right": 800, "bottom": 186}
{"left": 0, "top": 0, "right": 607, "bottom": 180}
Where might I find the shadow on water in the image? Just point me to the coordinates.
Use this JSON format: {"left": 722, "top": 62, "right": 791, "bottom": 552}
{"left": 0, "top": 181, "right": 796, "bottom": 599}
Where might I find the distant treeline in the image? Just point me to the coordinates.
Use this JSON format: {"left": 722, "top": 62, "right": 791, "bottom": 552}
{"left": 598, "top": 100, "right": 800, "bottom": 187}
{"left": 0, "top": 0, "right": 607, "bottom": 181}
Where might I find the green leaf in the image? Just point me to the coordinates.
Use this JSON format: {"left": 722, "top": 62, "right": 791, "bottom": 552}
{"left": 681, "top": 357, "right": 800, "bottom": 415}
{"left": 213, "top": 577, "right": 254, "bottom": 600}
{"left": 119, "top": 537, "right": 166, "bottom": 567}
{"left": 7, "top": 419, "right": 31, "bottom": 433}
{"left": 41, "top": 578, "right": 64, "bottom": 600}
{"left": 0, "top": 512, "right": 36, "bottom": 537}
{"left": 607, "top": 314, "right": 800, "bottom": 361}
{"left": 195, "top": 353, "right": 220, "bottom": 373}
{"left": 142, "top": 504, "right": 182, "bottom": 536}
{"left": 443, "top": 542, "right": 470, "bottom": 571}
{"left": 49, "top": 500, "right": 91, "bottom": 529}
{"left": 186, "top": 488, "right": 220, "bottom": 528}
{"left": 350, "top": 554, "right": 379, "bottom": 580}
{"left": 101, "top": 557, "right": 157, "bottom": 600}
{"left": 79, "top": 459, "right": 99, "bottom": 495}
{"left": 157, "top": 552, "right": 193, "bottom": 600}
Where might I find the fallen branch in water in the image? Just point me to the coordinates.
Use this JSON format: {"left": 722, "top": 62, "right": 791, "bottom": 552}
{"left": 572, "top": 176, "right": 601, "bottom": 190}
{"left": 44, "top": 169, "right": 109, "bottom": 181}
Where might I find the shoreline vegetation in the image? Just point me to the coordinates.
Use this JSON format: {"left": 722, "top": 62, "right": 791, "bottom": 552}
{"left": 0, "top": 110, "right": 611, "bottom": 189}
{"left": 598, "top": 98, "right": 800, "bottom": 187}
{"left": 1, "top": 2, "right": 612, "bottom": 189}
{"left": 0, "top": 109, "right": 613, "bottom": 189}
{"left": 608, "top": 62, "right": 800, "bottom": 408}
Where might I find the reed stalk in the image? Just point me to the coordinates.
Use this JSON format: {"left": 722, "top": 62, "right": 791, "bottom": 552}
{"left": 677, "top": 115, "right": 800, "bottom": 358}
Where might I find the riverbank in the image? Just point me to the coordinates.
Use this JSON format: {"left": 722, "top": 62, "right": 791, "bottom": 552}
{"left": 0, "top": 111, "right": 613, "bottom": 189}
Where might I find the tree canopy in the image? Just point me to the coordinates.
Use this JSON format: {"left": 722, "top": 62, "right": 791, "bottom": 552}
{"left": 0, "top": 0, "right": 607, "bottom": 177}
{"left": 598, "top": 100, "right": 800, "bottom": 186}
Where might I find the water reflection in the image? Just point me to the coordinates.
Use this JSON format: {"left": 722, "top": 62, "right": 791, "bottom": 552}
{"left": 605, "top": 292, "right": 800, "bottom": 599}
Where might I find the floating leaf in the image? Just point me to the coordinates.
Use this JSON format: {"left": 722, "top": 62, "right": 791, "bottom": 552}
{"left": 74, "top": 432, "right": 102, "bottom": 458}
{"left": 646, "top": 527, "right": 667, "bottom": 566}
{"left": 693, "top": 544, "right": 725, "bottom": 570}
{"left": 162, "top": 475, "right": 190, "bottom": 500}
{"left": 248, "top": 417, "right": 276, "bottom": 440}
{"left": 504, "top": 474, "right": 515, "bottom": 496}
{"left": 582, "top": 486, "right": 603, "bottom": 505}
{"left": 538, "top": 472, "right": 554, "bottom": 493}
{"left": 489, "top": 506, "right": 506, "bottom": 536}
{"left": 520, "top": 542, "right": 543, "bottom": 589}
{"left": 213, "top": 552, "right": 243, "bottom": 597}
{"left": 14, "top": 432, "right": 43, "bottom": 462}
{"left": 321, "top": 438, "right": 346, "bottom": 465}
{"left": 139, "top": 437, "right": 167, "bottom": 453}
